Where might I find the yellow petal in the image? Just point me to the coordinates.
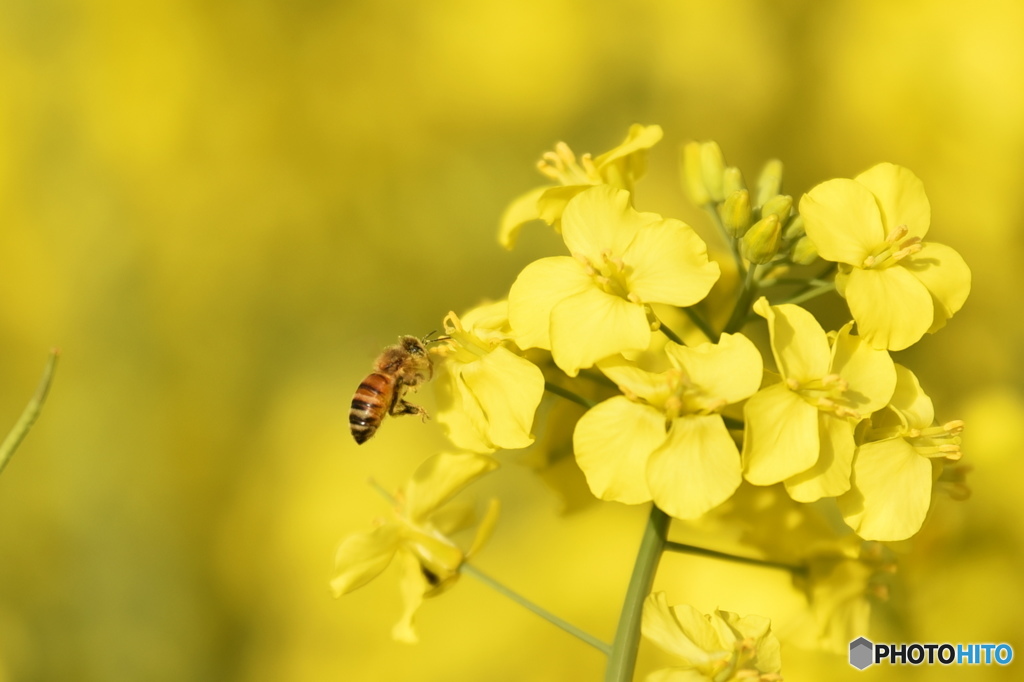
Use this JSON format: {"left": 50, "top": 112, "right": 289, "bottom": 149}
{"left": 624, "top": 218, "right": 720, "bottom": 306}
{"left": 391, "top": 550, "right": 429, "bottom": 644}
{"left": 573, "top": 397, "right": 663, "bottom": 504}
{"left": 460, "top": 346, "right": 545, "bottom": 449}
{"left": 466, "top": 498, "right": 501, "bottom": 558}
{"left": 536, "top": 184, "right": 589, "bottom": 226}
{"left": 561, "top": 185, "right": 655, "bottom": 262}
{"left": 844, "top": 266, "right": 933, "bottom": 351}
{"left": 550, "top": 288, "right": 651, "bottom": 376}
{"left": 402, "top": 527, "right": 465, "bottom": 577}
{"left": 460, "top": 299, "right": 513, "bottom": 341}
{"left": 405, "top": 452, "right": 499, "bottom": 523}
{"left": 784, "top": 414, "right": 855, "bottom": 502}
{"left": 800, "top": 178, "right": 883, "bottom": 265}
{"left": 889, "top": 364, "right": 934, "bottom": 428}
{"left": 434, "top": 362, "right": 497, "bottom": 453}
{"left": 854, "top": 163, "right": 931, "bottom": 240}
{"left": 593, "top": 123, "right": 663, "bottom": 170}
{"left": 647, "top": 415, "right": 742, "bottom": 519}
{"left": 663, "top": 333, "right": 763, "bottom": 408}
{"left": 829, "top": 323, "right": 897, "bottom": 415}
{"left": 902, "top": 241, "right": 971, "bottom": 333}
{"left": 838, "top": 438, "right": 933, "bottom": 541}
{"left": 754, "top": 298, "right": 830, "bottom": 382}
{"left": 330, "top": 524, "right": 401, "bottom": 596}
{"left": 508, "top": 256, "right": 592, "bottom": 350}
{"left": 597, "top": 355, "right": 672, "bottom": 406}
{"left": 742, "top": 383, "right": 820, "bottom": 485}
{"left": 498, "top": 185, "right": 549, "bottom": 250}
{"left": 642, "top": 592, "right": 717, "bottom": 665}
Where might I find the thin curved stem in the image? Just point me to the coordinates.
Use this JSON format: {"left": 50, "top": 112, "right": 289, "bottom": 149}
{"left": 681, "top": 306, "right": 717, "bottom": 342}
{"left": 781, "top": 281, "right": 836, "bottom": 306}
{"left": 0, "top": 349, "right": 59, "bottom": 477}
{"left": 605, "top": 505, "right": 670, "bottom": 682}
{"left": 545, "top": 381, "right": 596, "bottom": 409}
{"left": 656, "top": 319, "right": 685, "bottom": 346}
{"left": 462, "top": 563, "right": 611, "bottom": 655}
{"left": 664, "top": 542, "right": 807, "bottom": 575}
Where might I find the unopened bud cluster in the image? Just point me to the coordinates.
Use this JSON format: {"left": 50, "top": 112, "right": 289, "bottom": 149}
{"left": 682, "top": 141, "right": 816, "bottom": 266}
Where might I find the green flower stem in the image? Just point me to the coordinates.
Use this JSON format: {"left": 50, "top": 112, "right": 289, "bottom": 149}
{"left": 664, "top": 541, "right": 807, "bottom": 575}
{"left": 544, "top": 381, "right": 597, "bottom": 409}
{"left": 722, "top": 264, "right": 759, "bottom": 334}
{"left": 655, "top": 319, "right": 685, "bottom": 346}
{"left": 781, "top": 281, "right": 836, "bottom": 306}
{"left": 605, "top": 505, "right": 670, "bottom": 682}
{"left": 0, "top": 349, "right": 59, "bottom": 477}
{"left": 462, "top": 562, "right": 612, "bottom": 656}
{"left": 681, "top": 306, "right": 717, "bottom": 342}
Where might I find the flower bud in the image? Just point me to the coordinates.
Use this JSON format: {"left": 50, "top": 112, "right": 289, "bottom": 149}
{"left": 755, "top": 159, "right": 784, "bottom": 208}
{"left": 681, "top": 142, "right": 710, "bottom": 206}
{"left": 719, "top": 189, "right": 752, "bottom": 238}
{"left": 741, "top": 214, "right": 782, "bottom": 264}
{"left": 760, "top": 194, "right": 793, "bottom": 224}
{"left": 790, "top": 234, "right": 818, "bottom": 264}
{"left": 700, "top": 141, "right": 726, "bottom": 202}
{"left": 783, "top": 213, "right": 805, "bottom": 241}
{"left": 722, "top": 166, "right": 746, "bottom": 196}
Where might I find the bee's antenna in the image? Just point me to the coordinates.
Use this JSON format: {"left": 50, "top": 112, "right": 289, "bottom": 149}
{"left": 424, "top": 335, "right": 451, "bottom": 346}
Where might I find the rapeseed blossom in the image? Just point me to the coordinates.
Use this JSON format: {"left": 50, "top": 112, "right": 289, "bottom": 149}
{"left": 331, "top": 452, "right": 499, "bottom": 643}
{"left": 433, "top": 302, "right": 545, "bottom": 453}
{"left": 642, "top": 592, "right": 782, "bottom": 681}
{"left": 839, "top": 364, "right": 964, "bottom": 540}
{"left": 508, "top": 185, "right": 719, "bottom": 376}
{"left": 800, "top": 163, "right": 971, "bottom": 350}
{"left": 499, "top": 124, "right": 663, "bottom": 248}
{"left": 742, "top": 298, "right": 896, "bottom": 502}
{"left": 574, "top": 334, "right": 761, "bottom": 519}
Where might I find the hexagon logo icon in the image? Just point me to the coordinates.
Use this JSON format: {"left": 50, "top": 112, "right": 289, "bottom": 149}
{"left": 850, "top": 637, "right": 874, "bottom": 670}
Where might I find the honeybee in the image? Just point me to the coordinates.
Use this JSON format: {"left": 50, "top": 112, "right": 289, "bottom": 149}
{"left": 350, "top": 334, "right": 446, "bottom": 444}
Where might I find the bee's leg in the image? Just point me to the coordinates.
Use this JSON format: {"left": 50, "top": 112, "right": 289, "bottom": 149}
{"left": 391, "top": 399, "right": 430, "bottom": 422}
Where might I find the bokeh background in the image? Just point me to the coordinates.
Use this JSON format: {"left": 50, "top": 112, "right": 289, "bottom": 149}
{"left": 1, "top": 0, "right": 1022, "bottom": 680}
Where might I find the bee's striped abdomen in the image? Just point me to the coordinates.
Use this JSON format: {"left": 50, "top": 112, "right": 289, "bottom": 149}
{"left": 350, "top": 372, "right": 395, "bottom": 444}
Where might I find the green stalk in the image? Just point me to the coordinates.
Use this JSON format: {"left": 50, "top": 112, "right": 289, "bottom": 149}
{"left": 656, "top": 320, "right": 685, "bottom": 346}
{"left": 544, "top": 381, "right": 596, "bottom": 409}
{"left": 663, "top": 542, "right": 806, "bottom": 574}
{"left": 781, "top": 281, "right": 835, "bottom": 306}
{"left": 0, "top": 349, "right": 59, "bottom": 477}
{"left": 462, "top": 562, "right": 611, "bottom": 655}
{"left": 681, "top": 306, "right": 717, "bottom": 342}
{"left": 605, "top": 505, "right": 670, "bottom": 682}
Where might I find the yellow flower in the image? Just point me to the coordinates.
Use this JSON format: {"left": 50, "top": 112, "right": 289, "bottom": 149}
{"left": 508, "top": 185, "right": 720, "bottom": 377}
{"left": 642, "top": 592, "right": 782, "bottom": 682}
{"left": 838, "top": 364, "right": 964, "bottom": 541}
{"left": 573, "top": 333, "right": 761, "bottom": 519}
{"left": 330, "top": 452, "right": 500, "bottom": 643}
{"left": 799, "top": 163, "right": 971, "bottom": 350}
{"left": 742, "top": 298, "right": 896, "bottom": 501}
{"left": 499, "top": 124, "right": 663, "bottom": 249}
{"left": 784, "top": 543, "right": 895, "bottom": 655}
{"left": 433, "top": 302, "right": 545, "bottom": 453}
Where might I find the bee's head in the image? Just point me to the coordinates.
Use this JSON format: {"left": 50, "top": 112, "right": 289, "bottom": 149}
{"left": 399, "top": 335, "right": 428, "bottom": 356}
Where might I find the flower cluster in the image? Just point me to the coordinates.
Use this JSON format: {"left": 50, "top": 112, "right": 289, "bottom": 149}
{"left": 334, "top": 126, "right": 971, "bottom": 677}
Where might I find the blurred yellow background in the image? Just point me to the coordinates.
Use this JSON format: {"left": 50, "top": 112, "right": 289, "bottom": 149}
{"left": 0, "top": 0, "right": 1021, "bottom": 680}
